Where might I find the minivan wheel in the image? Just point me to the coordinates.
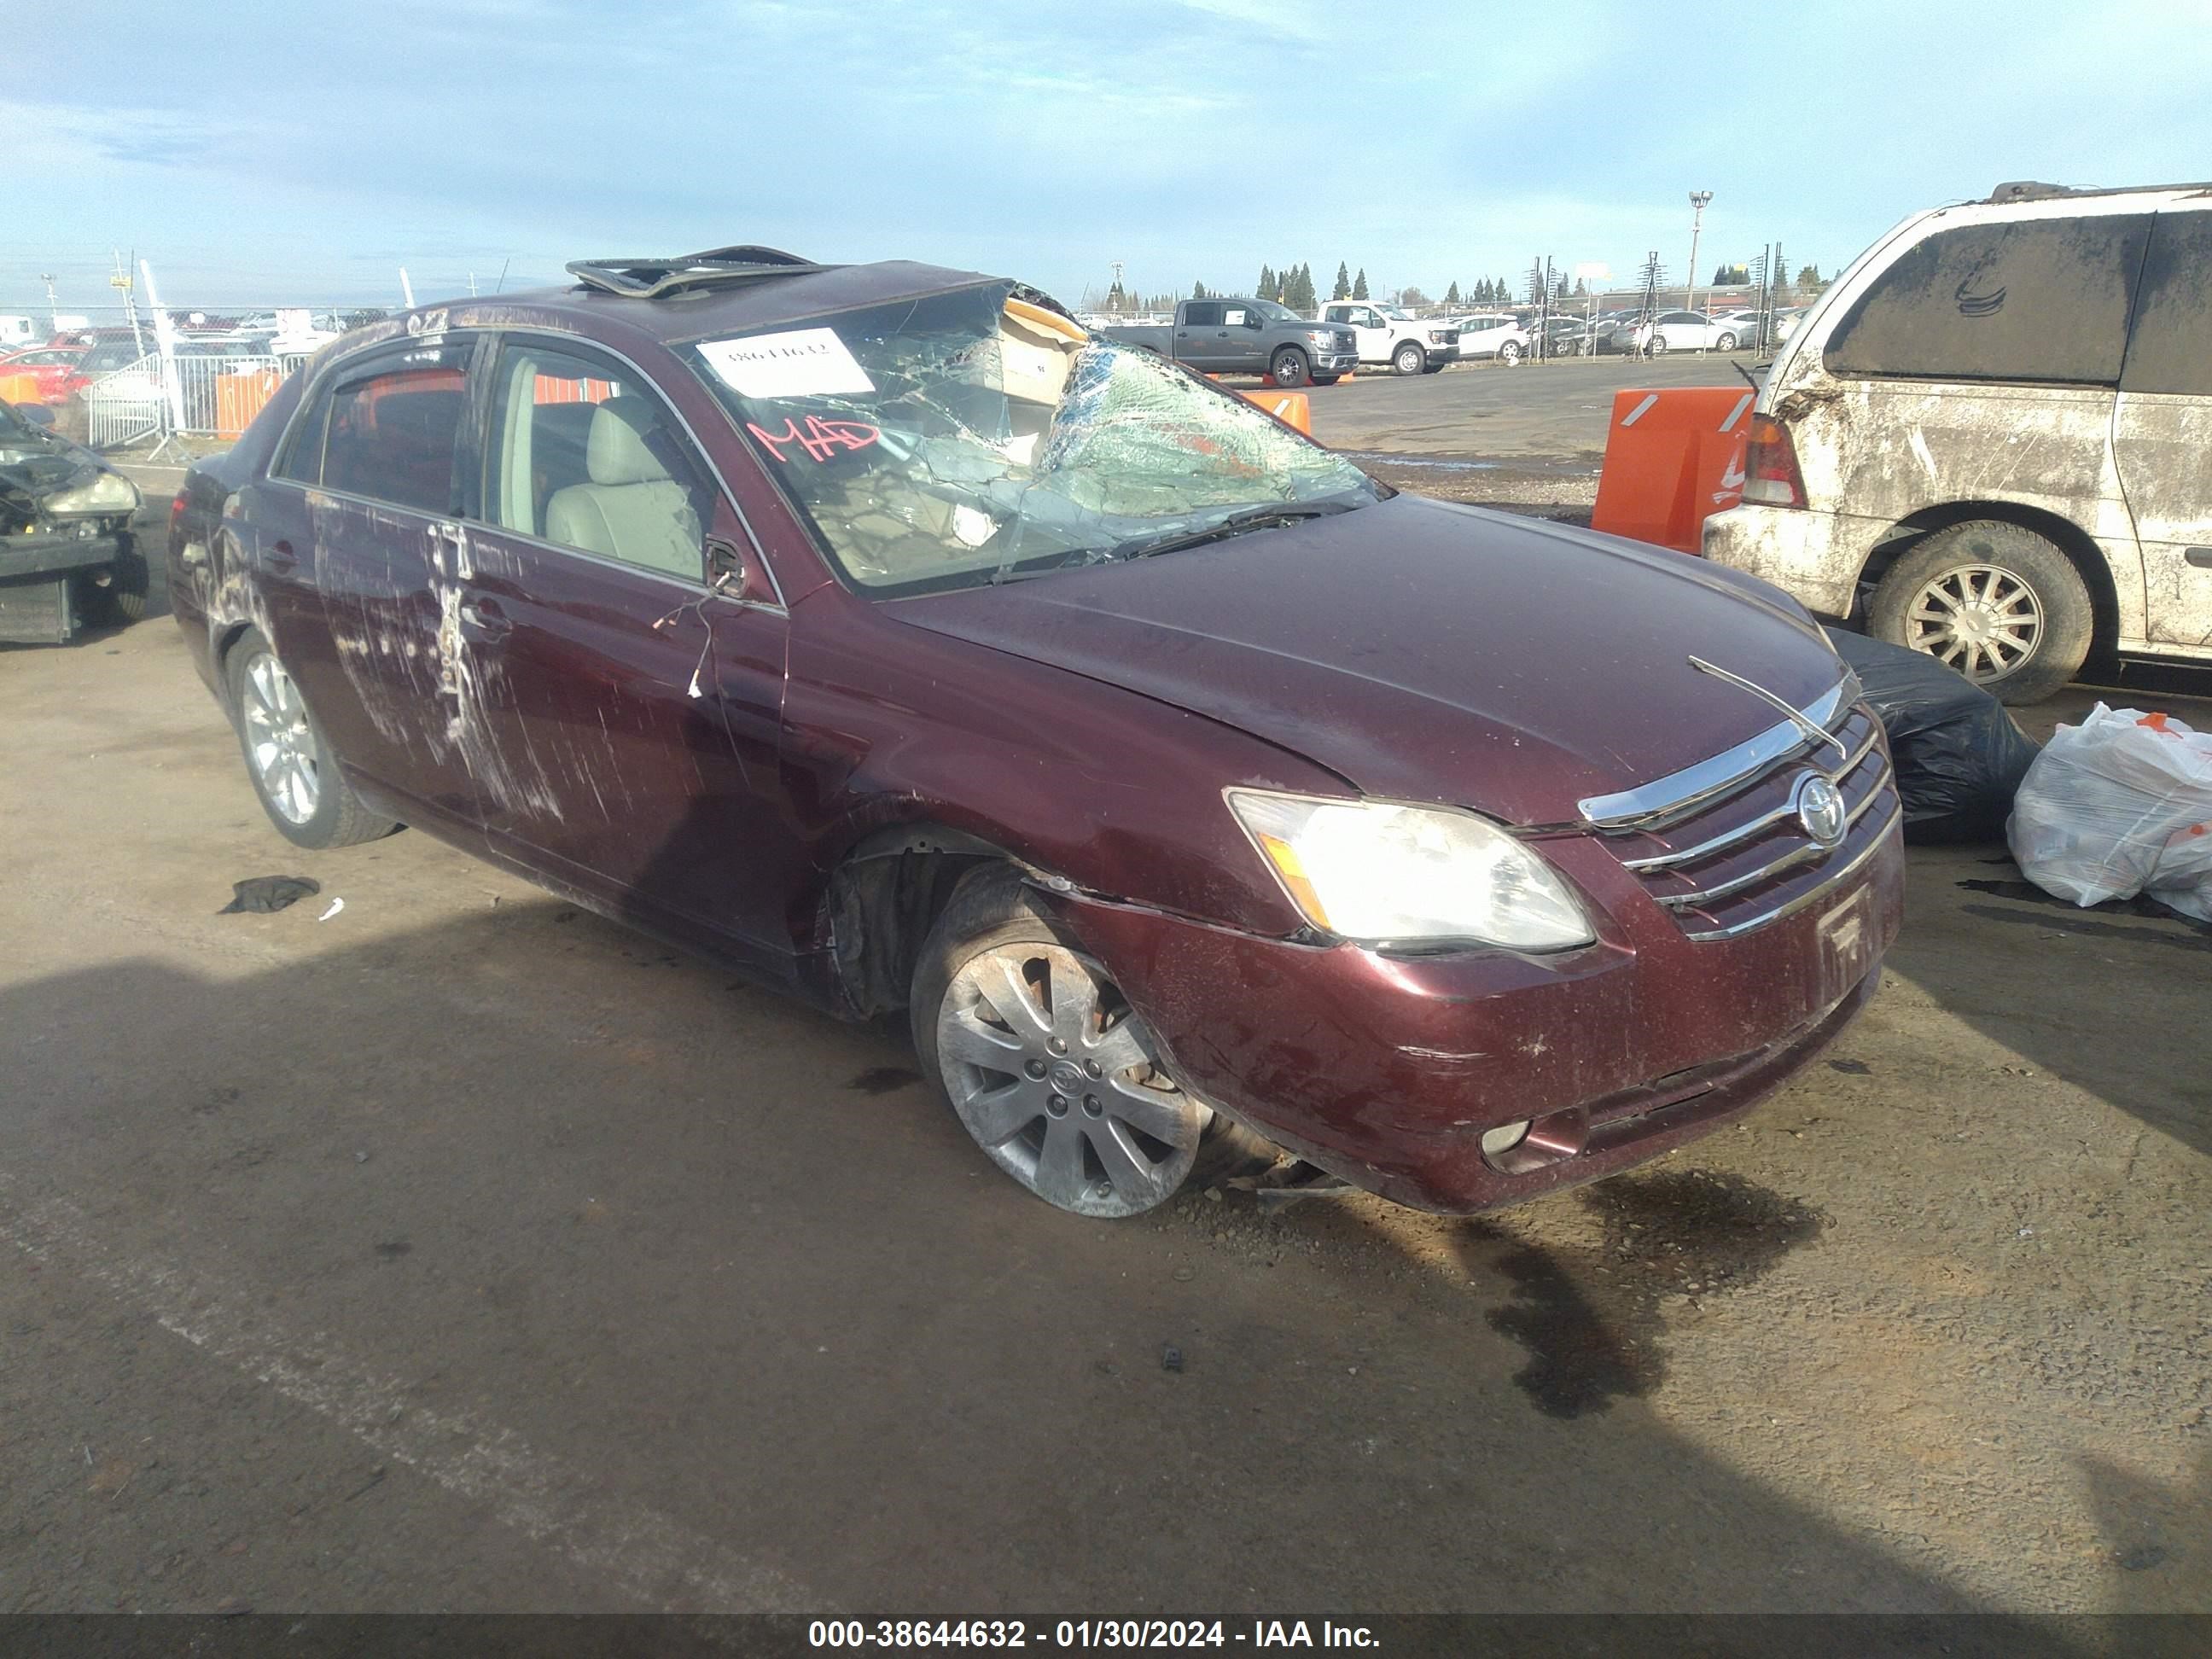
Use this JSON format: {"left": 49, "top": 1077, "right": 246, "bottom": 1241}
{"left": 1393, "top": 341, "right": 1425, "bottom": 376}
{"left": 1869, "top": 521, "right": 2094, "bottom": 705}
{"left": 224, "top": 627, "right": 399, "bottom": 849}
{"left": 914, "top": 871, "right": 1205, "bottom": 1219}
{"left": 1268, "top": 347, "right": 1311, "bottom": 388}
{"left": 1498, "top": 340, "right": 1522, "bottom": 367}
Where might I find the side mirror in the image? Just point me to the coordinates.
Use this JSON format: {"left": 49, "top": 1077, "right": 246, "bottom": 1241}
{"left": 17, "top": 403, "right": 55, "bottom": 427}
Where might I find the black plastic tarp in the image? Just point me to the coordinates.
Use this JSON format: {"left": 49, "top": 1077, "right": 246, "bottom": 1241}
{"left": 1826, "top": 626, "right": 2042, "bottom": 842}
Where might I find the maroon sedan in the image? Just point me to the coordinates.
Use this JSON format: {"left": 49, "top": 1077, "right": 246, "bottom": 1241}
{"left": 169, "top": 248, "right": 1903, "bottom": 1220}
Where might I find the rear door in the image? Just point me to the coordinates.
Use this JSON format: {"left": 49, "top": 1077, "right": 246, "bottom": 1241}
{"left": 256, "top": 334, "right": 494, "bottom": 830}
{"left": 456, "top": 332, "right": 800, "bottom": 966}
{"left": 2114, "top": 207, "right": 2212, "bottom": 655}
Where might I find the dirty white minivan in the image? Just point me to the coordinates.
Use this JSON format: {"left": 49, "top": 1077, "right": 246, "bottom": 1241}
{"left": 1703, "top": 181, "right": 2212, "bottom": 703}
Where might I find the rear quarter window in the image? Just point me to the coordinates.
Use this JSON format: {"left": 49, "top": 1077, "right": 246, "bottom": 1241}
{"left": 2120, "top": 210, "right": 2212, "bottom": 398}
{"left": 1824, "top": 213, "right": 2153, "bottom": 385}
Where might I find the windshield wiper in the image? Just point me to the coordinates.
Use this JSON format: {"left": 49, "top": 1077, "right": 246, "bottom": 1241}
{"left": 1104, "top": 498, "right": 1363, "bottom": 564}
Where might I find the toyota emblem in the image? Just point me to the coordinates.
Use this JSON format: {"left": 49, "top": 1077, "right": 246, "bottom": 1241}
{"left": 1795, "top": 773, "right": 1848, "bottom": 848}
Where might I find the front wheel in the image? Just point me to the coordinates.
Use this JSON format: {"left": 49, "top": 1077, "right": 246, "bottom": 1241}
{"left": 1715, "top": 332, "right": 1738, "bottom": 352}
{"left": 1268, "top": 346, "right": 1311, "bottom": 388}
{"left": 1497, "top": 340, "right": 1522, "bottom": 367}
{"left": 224, "top": 627, "right": 399, "bottom": 849}
{"left": 1392, "top": 341, "right": 1425, "bottom": 376}
{"left": 915, "top": 871, "right": 1208, "bottom": 1219}
{"left": 1869, "top": 521, "right": 2093, "bottom": 704}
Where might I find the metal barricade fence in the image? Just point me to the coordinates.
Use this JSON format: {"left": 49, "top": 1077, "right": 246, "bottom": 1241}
{"left": 87, "top": 349, "right": 311, "bottom": 451}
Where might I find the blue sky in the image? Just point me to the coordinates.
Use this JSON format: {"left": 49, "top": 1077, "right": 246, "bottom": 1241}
{"left": 6, "top": 0, "right": 2209, "bottom": 317}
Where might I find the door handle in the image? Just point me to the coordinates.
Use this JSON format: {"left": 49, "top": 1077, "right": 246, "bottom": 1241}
{"left": 457, "top": 596, "right": 511, "bottom": 639}
{"left": 2187, "top": 548, "right": 2212, "bottom": 569}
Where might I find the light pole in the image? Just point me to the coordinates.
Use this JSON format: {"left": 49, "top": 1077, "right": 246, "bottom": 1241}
{"left": 1686, "top": 190, "right": 1712, "bottom": 315}
{"left": 39, "top": 273, "right": 59, "bottom": 333}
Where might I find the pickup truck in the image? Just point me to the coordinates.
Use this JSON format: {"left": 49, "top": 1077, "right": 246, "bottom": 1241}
{"left": 1318, "top": 301, "right": 1461, "bottom": 375}
{"left": 1097, "top": 298, "right": 1359, "bottom": 388}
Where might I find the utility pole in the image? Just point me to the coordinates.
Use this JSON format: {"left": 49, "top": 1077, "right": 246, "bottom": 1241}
{"left": 1686, "top": 190, "right": 1713, "bottom": 315}
{"left": 39, "top": 273, "right": 59, "bottom": 332}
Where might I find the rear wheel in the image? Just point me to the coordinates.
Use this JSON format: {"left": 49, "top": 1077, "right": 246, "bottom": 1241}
{"left": 1649, "top": 332, "right": 1669, "bottom": 355}
{"left": 915, "top": 871, "right": 1207, "bottom": 1219}
{"left": 224, "top": 627, "right": 399, "bottom": 849}
{"left": 1715, "top": 331, "right": 1738, "bottom": 352}
{"left": 1869, "top": 521, "right": 2094, "bottom": 704}
{"left": 1268, "top": 346, "right": 1311, "bottom": 388}
{"left": 1392, "top": 341, "right": 1425, "bottom": 376}
{"left": 1498, "top": 340, "right": 1522, "bottom": 367}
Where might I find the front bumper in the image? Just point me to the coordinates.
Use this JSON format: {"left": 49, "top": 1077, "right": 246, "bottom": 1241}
{"left": 1051, "top": 818, "right": 1905, "bottom": 1214}
{"left": 1313, "top": 352, "right": 1360, "bottom": 374}
{"left": 0, "top": 525, "right": 122, "bottom": 581}
{"left": 1702, "top": 504, "right": 1880, "bottom": 619}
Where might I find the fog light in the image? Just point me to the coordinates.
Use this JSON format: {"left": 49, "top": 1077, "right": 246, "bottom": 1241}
{"left": 1479, "top": 1119, "right": 1532, "bottom": 1157}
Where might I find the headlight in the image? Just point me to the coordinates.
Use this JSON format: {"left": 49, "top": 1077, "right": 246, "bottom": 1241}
{"left": 1305, "top": 330, "right": 1335, "bottom": 347}
{"left": 1226, "top": 789, "right": 1594, "bottom": 952}
{"left": 43, "top": 472, "right": 140, "bottom": 515}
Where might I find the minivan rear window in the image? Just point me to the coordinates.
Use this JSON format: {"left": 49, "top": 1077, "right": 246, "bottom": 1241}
{"left": 2120, "top": 211, "right": 2212, "bottom": 398}
{"left": 1824, "top": 214, "right": 2153, "bottom": 386}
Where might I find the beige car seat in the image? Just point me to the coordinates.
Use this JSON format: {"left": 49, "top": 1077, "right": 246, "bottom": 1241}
{"left": 545, "top": 396, "right": 702, "bottom": 579}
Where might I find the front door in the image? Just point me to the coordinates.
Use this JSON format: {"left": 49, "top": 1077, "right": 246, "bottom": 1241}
{"left": 1216, "top": 304, "right": 1267, "bottom": 371}
{"left": 457, "top": 334, "right": 801, "bottom": 968}
{"left": 2115, "top": 209, "right": 2212, "bottom": 655}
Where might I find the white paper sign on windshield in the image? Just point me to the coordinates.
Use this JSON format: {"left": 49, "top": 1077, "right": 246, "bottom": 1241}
{"left": 696, "top": 329, "right": 876, "bottom": 399}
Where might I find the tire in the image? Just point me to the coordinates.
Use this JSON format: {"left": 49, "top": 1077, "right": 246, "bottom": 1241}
{"left": 1868, "top": 521, "right": 2094, "bottom": 705}
{"left": 1648, "top": 333, "right": 1669, "bottom": 355}
{"left": 912, "top": 868, "right": 1208, "bottom": 1220}
{"left": 1498, "top": 340, "right": 1522, "bottom": 367}
{"left": 1715, "top": 332, "right": 1738, "bottom": 352}
{"left": 224, "top": 626, "right": 399, "bottom": 849}
{"left": 1268, "top": 346, "right": 1311, "bottom": 388}
{"left": 77, "top": 546, "right": 152, "bottom": 627}
{"left": 1392, "top": 341, "right": 1425, "bottom": 376}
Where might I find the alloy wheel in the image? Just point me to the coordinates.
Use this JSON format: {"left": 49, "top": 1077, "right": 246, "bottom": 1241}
{"left": 936, "top": 941, "right": 1202, "bottom": 1218}
{"left": 240, "top": 650, "right": 322, "bottom": 824}
{"left": 1906, "top": 564, "right": 2044, "bottom": 682}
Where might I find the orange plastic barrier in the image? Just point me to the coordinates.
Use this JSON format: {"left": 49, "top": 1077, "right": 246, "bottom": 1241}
{"left": 0, "top": 372, "right": 41, "bottom": 406}
{"left": 1241, "top": 389, "right": 1312, "bottom": 434}
{"left": 1589, "top": 386, "right": 1756, "bottom": 553}
{"left": 216, "top": 371, "right": 283, "bottom": 440}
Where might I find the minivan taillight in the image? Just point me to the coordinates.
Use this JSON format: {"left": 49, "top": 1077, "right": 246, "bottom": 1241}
{"left": 1741, "top": 414, "right": 1806, "bottom": 509}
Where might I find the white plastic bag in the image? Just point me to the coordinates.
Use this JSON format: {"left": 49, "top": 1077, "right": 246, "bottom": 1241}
{"left": 2006, "top": 704, "right": 2212, "bottom": 918}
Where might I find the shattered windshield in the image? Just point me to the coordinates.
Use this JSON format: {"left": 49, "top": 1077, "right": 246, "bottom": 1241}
{"left": 681, "top": 282, "right": 1373, "bottom": 596}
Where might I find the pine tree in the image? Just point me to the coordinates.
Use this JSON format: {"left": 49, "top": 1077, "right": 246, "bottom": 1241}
{"left": 1555, "top": 272, "right": 1569, "bottom": 298}
{"left": 1297, "top": 264, "right": 1318, "bottom": 311}
{"left": 1332, "top": 261, "right": 1352, "bottom": 301}
{"left": 1352, "top": 267, "right": 1369, "bottom": 300}
{"left": 1191, "top": 279, "right": 1207, "bottom": 300}
{"left": 1796, "top": 263, "right": 1822, "bottom": 288}
{"left": 1258, "top": 265, "right": 1274, "bottom": 303}
{"left": 1573, "top": 277, "right": 1588, "bottom": 297}
{"left": 1444, "top": 280, "right": 1461, "bottom": 306}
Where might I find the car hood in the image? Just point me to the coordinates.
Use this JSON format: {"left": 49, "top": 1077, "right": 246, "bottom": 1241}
{"left": 890, "top": 494, "right": 1847, "bottom": 825}
{"left": 0, "top": 422, "right": 110, "bottom": 529}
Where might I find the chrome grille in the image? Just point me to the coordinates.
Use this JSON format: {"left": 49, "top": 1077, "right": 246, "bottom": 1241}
{"left": 1583, "top": 684, "right": 1901, "bottom": 941}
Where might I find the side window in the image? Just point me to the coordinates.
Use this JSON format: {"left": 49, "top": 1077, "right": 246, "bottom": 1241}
{"left": 2120, "top": 211, "right": 2212, "bottom": 398}
{"left": 1825, "top": 213, "right": 2153, "bottom": 385}
{"left": 290, "top": 343, "right": 471, "bottom": 512}
{"left": 485, "top": 338, "right": 714, "bottom": 582}
{"left": 1183, "top": 302, "right": 1223, "bottom": 328}
{"left": 1223, "top": 307, "right": 1249, "bottom": 327}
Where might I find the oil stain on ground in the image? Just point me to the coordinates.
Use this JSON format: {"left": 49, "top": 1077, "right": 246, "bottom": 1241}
{"left": 846, "top": 1066, "right": 923, "bottom": 1096}
{"left": 1482, "top": 1168, "right": 1822, "bottom": 1419}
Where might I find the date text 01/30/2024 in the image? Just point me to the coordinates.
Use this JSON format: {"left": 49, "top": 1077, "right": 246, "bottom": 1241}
{"left": 808, "top": 1621, "right": 1380, "bottom": 1649}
